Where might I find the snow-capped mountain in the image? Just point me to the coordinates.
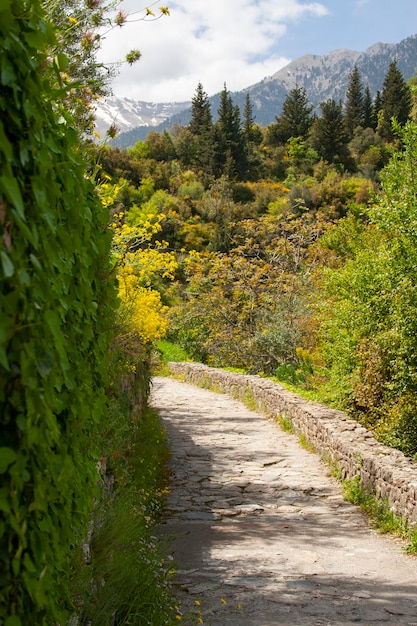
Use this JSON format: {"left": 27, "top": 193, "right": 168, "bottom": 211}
{"left": 99, "top": 33, "right": 417, "bottom": 147}
{"left": 94, "top": 96, "right": 190, "bottom": 137}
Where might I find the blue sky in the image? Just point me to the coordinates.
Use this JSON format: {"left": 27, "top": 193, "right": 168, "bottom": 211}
{"left": 98, "top": 0, "right": 417, "bottom": 102}
{"left": 278, "top": 1, "right": 417, "bottom": 58}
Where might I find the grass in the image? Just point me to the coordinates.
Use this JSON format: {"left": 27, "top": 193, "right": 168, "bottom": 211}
{"left": 298, "top": 432, "right": 316, "bottom": 452}
{"left": 241, "top": 387, "right": 258, "bottom": 411}
{"left": 153, "top": 340, "right": 192, "bottom": 376}
{"left": 70, "top": 403, "right": 178, "bottom": 625}
{"left": 156, "top": 340, "right": 191, "bottom": 363}
{"left": 277, "top": 415, "right": 294, "bottom": 433}
{"left": 342, "top": 475, "right": 417, "bottom": 554}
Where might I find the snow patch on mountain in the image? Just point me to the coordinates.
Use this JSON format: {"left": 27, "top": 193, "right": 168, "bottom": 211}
{"left": 94, "top": 96, "right": 190, "bottom": 137}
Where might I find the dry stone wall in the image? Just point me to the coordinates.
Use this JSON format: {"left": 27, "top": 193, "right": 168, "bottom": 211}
{"left": 167, "top": 362, "right": 417, "bottom": 525}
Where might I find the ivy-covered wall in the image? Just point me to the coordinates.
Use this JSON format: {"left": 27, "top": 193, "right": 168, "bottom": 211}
{"left": 0, "top": 1, "right": 115, "bottom": 623}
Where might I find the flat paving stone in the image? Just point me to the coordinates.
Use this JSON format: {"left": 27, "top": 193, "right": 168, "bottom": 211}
{"left": 151, "top": 377, "right": 417, "bottom": 626}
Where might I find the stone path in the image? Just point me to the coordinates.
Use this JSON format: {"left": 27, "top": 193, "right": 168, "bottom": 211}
{"left": 151, "top": 377, "right": 417, "bottom": 626}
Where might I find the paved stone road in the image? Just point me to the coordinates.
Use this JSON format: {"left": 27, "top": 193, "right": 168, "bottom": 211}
{"left": 151, "top": 377, "right": 417, "bottom": 626}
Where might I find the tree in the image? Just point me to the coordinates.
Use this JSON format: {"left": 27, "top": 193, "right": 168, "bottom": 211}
{"left": 42, "top": 0, "right": 168, "bottom": 135}
{"left": 273, "top": 86, "right": 313, "bottom": 143}
{"left": 243, "top": 91, "right": 256, "bottom": 144}
{"left": 242, "top": 92, "right": 262, "bottom": 179}
{"left": 145, "top": 130, "right": 176, "bottom": 161}
{"left": 344, "top": 65, "right": 364, "bottom": 138}
{"left": 317, "top": 122, "right": 417, "bottom": 454}
{"left": 371, "top": 90, "right": 383, "bottom": 130}
{"left": 379, "top": 60, "right": 412, "bottom": 140}
{"left": 188, "top": 82, "right": 215, "bottom": 175}
{"left": 309, "top": 99, "right": 350, "bottom": 167}
{"left": 213, "top": 84, "right": 247, "bottom": 179}
{"left": 189, "top": 82, "right": 213, "bottom": 135}
{"left": 363, "top": 84, "right": 374, "bottom": 129}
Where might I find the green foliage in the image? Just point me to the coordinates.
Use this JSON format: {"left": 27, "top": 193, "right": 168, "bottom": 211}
{"left": 214, "top": 84, "right": 247, "bottom": 180}
{"left": 310, "top": 99, "right": 351, "bottom": 168}
{"left": 42, "top": 0, "right": 117, "bottom": 133}
{"left": 277, "top": 415, "right": 294, "bottom": 434}
{"left": 169, "top": 214, "right": 322, "bottom": 374}
{"left": 70, "top": 405, "right": 176, "bottom": 624}
{"left": 156, "top": 340, "right": 191, "bottom": 364}
{"left": 342, "top": 475, "right": 416, "bottom": 552}
{"left": 344, "top": 65, "right": 365, "bottom": 138}
{"left": 379, "top": 60, "right": 412, "bottom": 140}
{"left": 96, "top": 68, "right": 417, "bottom": 461}
{"left": 273, "top": 86, "right": 313, "bottom": 144}
{"left": 189, "top": 82, "right": 213, "bottom": 135}
{"left": 275, "top": 363, "right": 306, "bottom": 386}
{"left": 0, "top": 2, "right": 114, "bottom": 621}
{"left": 316, "top": 122, "right": 417, "bottom": 454}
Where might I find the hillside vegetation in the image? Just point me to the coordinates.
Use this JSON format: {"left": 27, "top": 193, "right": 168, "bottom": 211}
{"left": 2, "top": 3, "right": 417, "bottom": 621}
{"left": 99, "top": 68, "right": 417, "bottom": 457}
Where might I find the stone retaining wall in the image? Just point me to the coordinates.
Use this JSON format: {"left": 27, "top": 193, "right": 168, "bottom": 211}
{"left": 167, "top": 362, "right": 417, "bottom": 525}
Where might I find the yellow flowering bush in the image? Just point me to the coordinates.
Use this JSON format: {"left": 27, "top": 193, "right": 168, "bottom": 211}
{"left": 117, "top": 268, "right": 169, "bottom": 343}
{"left": 110, "top": 210, "right": 177, "bottom": 346}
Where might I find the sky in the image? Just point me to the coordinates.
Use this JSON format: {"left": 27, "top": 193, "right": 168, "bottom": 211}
{"left": 97, "top": 0, "right": 417, "bottom": 103}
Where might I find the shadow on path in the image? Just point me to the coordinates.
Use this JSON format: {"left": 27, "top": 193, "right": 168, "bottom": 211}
{"left": 152, "top": 377, "right": 417, "bottom": 626}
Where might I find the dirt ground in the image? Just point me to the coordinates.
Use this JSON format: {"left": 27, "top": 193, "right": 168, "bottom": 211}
{"left": 151, "top": 376, "right": 417, "bottom": 626}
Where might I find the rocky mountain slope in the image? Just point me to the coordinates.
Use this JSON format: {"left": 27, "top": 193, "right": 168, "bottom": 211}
{"left": 94, "top": 97, "right": 190, "bottom": 137}
{"left": 98, "top": 33, "right": 417, "bottom": 147}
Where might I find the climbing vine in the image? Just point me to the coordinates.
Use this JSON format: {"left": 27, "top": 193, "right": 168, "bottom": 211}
{"left": 0, "top": 1, "right": 115, "bottom": 622}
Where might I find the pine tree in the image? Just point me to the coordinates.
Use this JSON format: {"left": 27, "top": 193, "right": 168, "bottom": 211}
{"left": 188, "top": 82, "right": 215, "bottom": 175}
{"left": 242, "top": 92, "right": 262, "bottom": 179}
{"left": 371, "top": 90, "right": 383, "bottom": 130}
{"left": 243, "top": 92, "right": 256, "bottom": 145}
{"left": 189, "top": 82, "right": 213, "bottom": 135}
{"left": 214, "top": 84, "right": 246, "bottom": 179}
{"left": 363, "top": 84, "right": 374, "bottom": 129}
{"left": 309, "top": 99, "right": 350, "bottom": 167}
{"left": 274, "top": 86, "right": 313, "bottom": 143}
{"left": 344, "top": 65, "right": 364, "bottom": 138}
{"left": 379, "top": 60, "right": 412, "bottom": 140}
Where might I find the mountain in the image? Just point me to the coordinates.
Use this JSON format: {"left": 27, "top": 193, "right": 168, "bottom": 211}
{"left": 105, "top": 34, "right": 417, "bottom": 148}
{"left": 94, "top": 96, "right": 190, "bottom": 138}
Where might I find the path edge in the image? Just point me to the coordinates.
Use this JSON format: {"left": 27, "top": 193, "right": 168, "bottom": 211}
{"left": 166, "top": 362, "right": 417, "bottom": 526}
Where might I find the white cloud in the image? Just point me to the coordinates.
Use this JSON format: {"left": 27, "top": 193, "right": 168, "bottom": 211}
{"left": 97, "top": 0, "right": 329, "bottom": 102}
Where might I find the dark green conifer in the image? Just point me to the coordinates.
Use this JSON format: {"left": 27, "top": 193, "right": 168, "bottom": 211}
{"left": 363, "top": 84, "right": 373, "bottom": 129}
{"left": 274, "top": 86, "right": 313, "bottom": 143}
{"left": 309, "top": 99, "right": 350, "bottom": 167}
{"left": 344, "top": 65, "right": 364, "bottom": 138}
{"left": 242, "top": 92, "right": 262, "bottom": 179}
{"left": 371, "top": 90, "right": 383, "bottom": 130}
{"left": 188, "top": 82, "right": 215, "bottom": 175}
{"left": 243, "top": 91, "right": 256, "bottom": 146}
{"left": 189, "top": 82, "right": 213, "bottom": 135}
{"left": 214, "top": 84, "right": 247, "bottom": 179}
{"left": 379, "top": 60, "right": 412, "bottom": 140}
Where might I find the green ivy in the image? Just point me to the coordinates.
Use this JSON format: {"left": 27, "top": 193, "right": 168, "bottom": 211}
{"left": 0, "top": 1, "right": 115, "bottom": 623}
